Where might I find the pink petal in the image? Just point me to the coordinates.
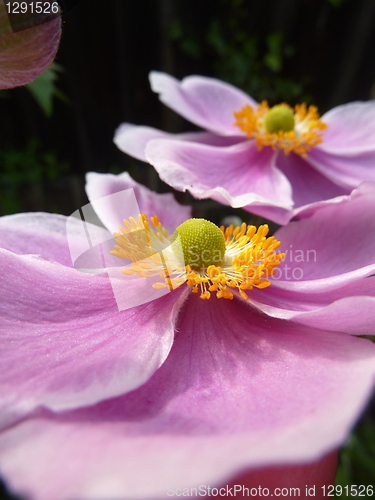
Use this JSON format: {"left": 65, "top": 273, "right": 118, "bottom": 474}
{"left": 248, "top": 275, "right": 375, "bottom": 335}
{"left": 85, "top": 171, "right": 192, "bottom": 232}
{"left": 276, "top": 151, "right": 348, "bottom": 208}
{"left": 0, "top": 2, "right": 61, "bottom": 89}
{"left": 290, "top": 295, "right": 375, "bottom": 335}
{"left": 145, "top": 139, "right": 294, "bottom": 224}
{"left": 114, "top": 124, "right": 172, "bottom": 162}
{"left": 302, "top": 102, "right": 375, "bottom": 190}
{"left": 0, "top": 212, "right": 110, "bottom": 267}
{"left": 320, "top": 101, "right": 375, "bottom": 152}
{"left": 174, "top": 132, "right": 244, "bottom": 147}
{"left": 150, "top": 71, "right": 257, "bottom": 136}
{"left": 0, "top": 248, "right": 188, "bottom": 428}
{"left": 292, "top": 193, "right": 351, "bottom": 220}
{"left": 273, "top": 183, "right": 375, "bottom": 280}
{"left": 306, "top": 147, "right": 375, "bottom": 190}
{"left": 1, "top": 296, "right": 375, "bottom": 500}
{"left": 292, "top": 180, "right": 374, "bottom": 219}
{"left": 244, "top": 183, "right": 375, "bottom": 334}
{"left": 114, "top": 123, "right": 245, "bottom": 162}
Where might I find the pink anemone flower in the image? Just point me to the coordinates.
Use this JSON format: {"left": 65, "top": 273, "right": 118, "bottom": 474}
{"left": 0, "top": 0, "right": 61, "bottom": 89}
{"left": 114, "top": 72, "right": 375, "bottom": 224}
{"left": 0, "top": 172, "right": 375, "bottom": 500}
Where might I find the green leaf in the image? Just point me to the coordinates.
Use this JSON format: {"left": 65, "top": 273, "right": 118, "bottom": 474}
{"left": 26, "top": 63, "right": 64, "bottom": 116}
{"left": 264, "top": 33, "right": 283, "bottom": 73}
{"left": 336, "top": 414, "right": 375, "bottom": 488}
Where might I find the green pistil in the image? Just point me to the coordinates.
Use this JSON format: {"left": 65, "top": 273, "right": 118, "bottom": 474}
{"left": 171, "top": 218, "right": 226, "bottom": 269}
{"left": 264, "top": 105, "right": 295, "bottom": 134}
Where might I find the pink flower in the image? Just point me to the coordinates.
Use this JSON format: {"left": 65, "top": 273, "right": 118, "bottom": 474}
{"left": 0, "top": 172, "right": 375, "bottom": 500}
{"left": 115, "top": 72, "right": 375, "bottom": 224}
{"left": 0, "top": 1, "right": 61, "bottom": 89}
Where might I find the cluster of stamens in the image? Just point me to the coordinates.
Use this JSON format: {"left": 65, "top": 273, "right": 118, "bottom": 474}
{"left": 109, "top": 213, "right": 179, "bottom": 286}
{"left": 110, "top": 214, "right": 285, "bottom": 301}
{"left": 233, "top": 101, "right": 328, "bottom": 157}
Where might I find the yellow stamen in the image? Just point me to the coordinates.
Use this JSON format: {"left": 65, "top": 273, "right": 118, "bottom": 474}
{"left": 111, "top": 215, "right": 285, "bottom": 301}
{"left": 233, "top": 100, "right": 327, "bottom": 158}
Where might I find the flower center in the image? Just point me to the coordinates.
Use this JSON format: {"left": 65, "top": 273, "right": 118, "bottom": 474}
{"left": 111, "top": 214, "right": 285, "bottom": 301}
{"left": 171, "top": 218, "right": 226, "bottom": 268}
{"left": 264, "top": 104, "right": 295, "bottom": 133}
{"left": 233, "top": 101, "right": 327, "bottom": 157}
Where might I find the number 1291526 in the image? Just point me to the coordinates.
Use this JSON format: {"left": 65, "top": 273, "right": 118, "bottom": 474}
{"left": 322, "top": 485, "right": 373, "bottom": 496}
{"left": 6, "top": 2, "right": 59, "bottom": 14}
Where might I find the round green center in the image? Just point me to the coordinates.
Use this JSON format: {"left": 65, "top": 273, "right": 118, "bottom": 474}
{"left": 171, "top": 218, "right": 226, "bottom": 269}
{"left": 264, "top": 105, "right": 295, "bottom": 134}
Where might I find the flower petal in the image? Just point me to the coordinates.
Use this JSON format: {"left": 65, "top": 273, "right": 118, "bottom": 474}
{"left": 244, "top": 183, "right": 375, "bottom": 334}
{"left": 0, "top": 249, "right": 188, "bottom": 428}
{"left": 113, "top": 124, "right": 243, "bottom": 162}
{"left": 114, "top": 124, "right": 172, "bottom": 162}
{"left": 248, "top": 275, "right": 375, "bottom": 335}
{"left": 276, "top": 151, "right": 348, "bottom": 208}
{"left": 305, "top": 147, "right": 375, "bottom": 190}
{"left": 273, "top": 182, "right": 375, "bottom": 280}
{"left": 0, "top": 2, "right": 61, "bottom": 89}
{"left": 1, "top": 296, "right": 374, "bottom": 499}
{"left": 85, "top": 171, "right": 192, "bottom": 232}
{"left": 291, "top": 180, "right": 374, "bottom": 219}
{"left": 302, "top": 102, "right": 375, "bottom": 189}
{"left": 290, "top": 295, "right": 375, "bottom": 335}
{"left": 145, "top": 139, "right": 294, "bottom": 224}
{"left": 320, "top": 101, "right": 375, "bottom": 153}
{"left": 150, "top": 71, "right": 257, "bottom": 136}
{"left": 0, "top": 212, "right": 110, "bottom": 267}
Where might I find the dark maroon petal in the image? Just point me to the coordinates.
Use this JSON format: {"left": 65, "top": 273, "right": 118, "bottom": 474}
{"left": 0, "top": 1, "right": 61, "bottom": 89}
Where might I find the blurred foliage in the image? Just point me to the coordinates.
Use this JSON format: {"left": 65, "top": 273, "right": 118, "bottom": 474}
{"left": 328, "top": 0, "right": 345, "bottom": 7}
{"left": 25, "top": 63, "right": 68, "bottom": 117}
{"left": 336, "top": 405, "right": 375, "bottom": 492}
{"left": 207, "top": 24, "right": 308, "bottom": 103}
{"left": 0, "top": 139, "right": 69, "bottom": 214}
{"left": 170, "top": 0, "right": 312, "bottom": 104}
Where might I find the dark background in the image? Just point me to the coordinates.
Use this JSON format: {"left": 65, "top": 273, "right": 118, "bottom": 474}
{"left": 1, "top": 0, "right": 375, "bottom": 496}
